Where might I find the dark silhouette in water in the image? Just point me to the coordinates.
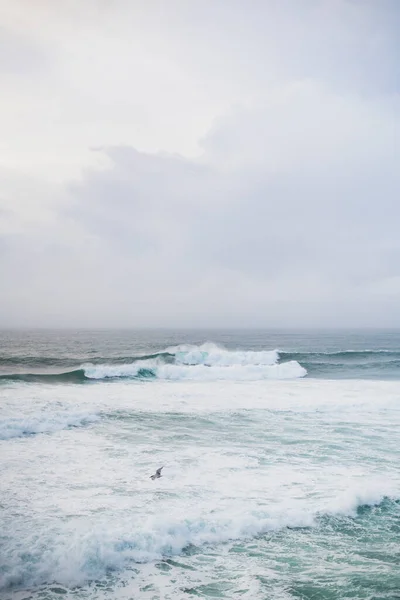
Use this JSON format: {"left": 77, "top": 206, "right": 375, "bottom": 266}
{"left": 150, "top": 466, "right": 163, "bottom": 480}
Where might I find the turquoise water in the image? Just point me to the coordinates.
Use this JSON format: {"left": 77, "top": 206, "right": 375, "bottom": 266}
{"left": 1, "top": 330, "right": 400, "bottom": 599}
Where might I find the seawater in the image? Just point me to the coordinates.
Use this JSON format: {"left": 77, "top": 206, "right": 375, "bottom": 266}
{"left": 1, "top": 329, "right": 400, "bottom": 599}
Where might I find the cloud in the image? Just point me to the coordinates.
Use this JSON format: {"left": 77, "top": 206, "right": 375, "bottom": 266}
{"left": 0, "top": 1, "right": 399, "bottom": 327}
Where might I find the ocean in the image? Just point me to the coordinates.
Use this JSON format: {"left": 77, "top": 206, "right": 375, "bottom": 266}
{"left": 1, "top": 329, "right": 399, "bottom": 600}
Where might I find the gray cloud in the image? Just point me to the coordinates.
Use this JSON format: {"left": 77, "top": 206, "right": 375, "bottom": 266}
{"left": 0, "top": 1, "right": 399, "bottom": 327}
{"left": 57, "top": 87, "right": 399, "bottom": 326}
{"left": 0, "top": 26, "right": 52, "bottom": 74}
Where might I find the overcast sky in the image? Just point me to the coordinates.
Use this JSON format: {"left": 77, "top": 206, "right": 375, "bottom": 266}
{"left": 0, "top": 0, "right": 399, "bottom": 328}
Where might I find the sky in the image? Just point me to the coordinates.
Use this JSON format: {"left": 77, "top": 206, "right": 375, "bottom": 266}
{"left": 0, "top": 0, "right": 399, "bottom": 328}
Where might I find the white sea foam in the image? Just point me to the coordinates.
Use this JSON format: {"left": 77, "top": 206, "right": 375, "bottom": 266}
{"left": 2, "top": 377, "right": 400, "bottom": 417}
{"left": 0, "top": 484, "right": 396, "bottom": 590}
{"left": 1, "top": 375, "right": 400, "bottom": 598}
{"left": 158, "top": 360, "right": 306, "bottom": 380}
{"left": 83, "top": 361, "right": 149, "bottom": 379}
{"left": 0, "top": 412, "right": 99, "bottom": 440}
{"left": 167, "top": 343, "right": 280, "bottom": 366}
{"left": 83, "top": 360, "right": 306, "bottom": 381}
{"left": 323, "top": 484, "right": 397, "bottom": 517}
{"left": 82, "top": 343, "right": 305, "bottom": 380}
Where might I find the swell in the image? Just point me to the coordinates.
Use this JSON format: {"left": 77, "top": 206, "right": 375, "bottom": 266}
{"left": 0, "top": 367, "right": 159, "bottom": 384}
{"left": 1, "top": 349, "right": 397, "bottom": 367}
{"left": 280, "top": 349, "right": 400, "bottom": 361}
{"left": 0, "top": 352, "right": 174, "bottom": 369}
{"left": 0, "top": 369, "right": 88, "bottom": 384}
{"left": 279, "top": 350, "right": 400, "bottom": 379}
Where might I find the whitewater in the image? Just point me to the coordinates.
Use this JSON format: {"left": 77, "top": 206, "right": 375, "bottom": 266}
{"left": 1, "top": 329, "right": 400, "bottom": 599}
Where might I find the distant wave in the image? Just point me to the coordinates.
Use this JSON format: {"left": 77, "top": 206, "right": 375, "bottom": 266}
{"left": 280, "top": 349, "right": 400, "bottom": 361}
{"left": 0, "top": 352, "right": 174, "bottom": 369}
{"left": 0, "top": 412, "right": 100, "bottom": 440}
{"left": 278, "top": 349, "right": 400, "bottom": 379}
{"left": 0, "top": 343, "right": 307, "bottom": 383}
{"left": 1, "top": 490, "right": 397, "bottom": 590}
{"left": 1, "top": 348, "right": 398, "bottom": 367}
{"left": 3, "top": 343, "right": 400, "bottom": 385}
{"left": 0, "top": 369, "right": 88, "bottom": 384}
{"left": 2, "top": 345, "right": 400, "bottom": 384}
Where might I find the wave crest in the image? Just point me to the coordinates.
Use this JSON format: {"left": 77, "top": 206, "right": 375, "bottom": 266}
{"left": 168, "top": 343, "right": 279, "bottom": 366}
{"left": 0, "top": 343, "right": 307, "bottom": 383}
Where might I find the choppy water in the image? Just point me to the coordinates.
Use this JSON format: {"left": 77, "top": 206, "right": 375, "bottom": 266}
{"left": 1, "top": 329, "right": 400, "bottom": 599}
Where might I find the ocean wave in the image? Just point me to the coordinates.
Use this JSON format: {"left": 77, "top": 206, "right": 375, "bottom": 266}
{"left": 166, "top": 343, "right": 280, "bottom": 366}
{"left": 1, "top": 490, "right": 397, "bottom": 590}
{"left": 3, "top": 343, "right": 400, "bottom": 384}
{"left": 1, "top": 348, "right": 397, "bottom": 368}
{"left": 83, "top": 359, "right": 306, "bottom": 381}
{"left": 0, "top": 351, "right": 175, "bottom": 369}
{"left": 0, "top": 343, "right": 306, "bottom": 383}
{"left": 0, "top": 369, "right": 88, "bottom": 384}
{"left": 0, "top": 412, "right": 100, "bottom": 440}
{"left": 280, "top": 349, "right": 400, "bottom": 361}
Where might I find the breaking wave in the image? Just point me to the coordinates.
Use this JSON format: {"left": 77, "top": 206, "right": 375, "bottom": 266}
{"left": 3, "top": 343, "right": 400, "bottom": 383}
{"left": 0, "top": 343, "right": 306, "bottom": 383}
{"left": 1, "top": 490, "right": 397, "bottom": 590}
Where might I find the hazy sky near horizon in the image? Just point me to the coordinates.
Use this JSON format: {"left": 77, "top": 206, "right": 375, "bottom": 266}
{"left": 0, "top": 0, "right": 399, "bottom": 328}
